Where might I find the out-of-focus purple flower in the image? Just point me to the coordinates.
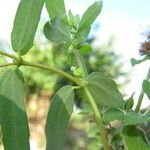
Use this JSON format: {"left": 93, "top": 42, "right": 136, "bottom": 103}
{"left": 139, "top": 32, "right": 150, "bottom": 55}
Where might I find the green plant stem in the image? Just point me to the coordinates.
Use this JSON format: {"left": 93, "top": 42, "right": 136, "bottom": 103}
{"left": 83, "top": 86, "right": 109, "bottom": 150}
{"left": 0, "top": 61, "right": 81, "bottom": 86}
{"left": 22, "top": 61, "right": 81, "bottom": 86}
{"left": 135, "top": 68, "right": 150, "bottom": 112}
{"left": 0, "top": 51, "right": 18, "bottom": 60}
{"left": 0, "top": 63, "right": 16, "bottom": 68}
{"left": 0, "top": 51, "right": 81, "bottom": 86}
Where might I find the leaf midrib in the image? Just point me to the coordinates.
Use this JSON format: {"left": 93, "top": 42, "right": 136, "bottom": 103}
{"left": 17, "top": 0, "right": 34, "bottom": 51}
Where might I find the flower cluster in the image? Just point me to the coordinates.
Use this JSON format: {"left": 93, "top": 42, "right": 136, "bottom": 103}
{"left": 139, "top": 32, "right": 150, "bottom": 55}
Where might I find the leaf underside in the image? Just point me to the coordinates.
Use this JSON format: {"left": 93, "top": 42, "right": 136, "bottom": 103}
{"left": 0, "top": 69, "right": 30, "bottom": 150}
{"left": 45, "top": 85, "right": 74, "bottom": 150}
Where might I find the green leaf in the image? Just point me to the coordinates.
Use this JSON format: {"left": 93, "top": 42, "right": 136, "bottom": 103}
{"left": 124, "top": 111, "right": 150, "bottom": 125}
{"left": 68, "top": 11, "right": 80, "bottom": 29}
{"left": 45, "top": 0, "right": 67, "bottom": 21}
{"left": 68, "top": 10, "right": 74, "bottom": 27}
{"left": 103, "top": 109, "right": 150, "bottom": 125}
{"left": 78, "top": 1, "right": 102, "bottom": 32}
{"left": 0, "top": 69, "right": 30, "bottom": 150}
{"left": 45, "top": 86, "right": 74, "bottom": 150}
{"left": 68, "top": 10, "right": 75, "bottom": 28}
{"left": 85, "top": 72, "right": 125, "bottom": 108}
{"left": 143, "top": 80, "right": 150, "bottom": 99}
{"left": 111, "top": 134, "right": 123, "bottom": 146}
{"left": 67, "top": 52, "right": 76, "bottom": 67}
{"left": 74, "top": 49, "right": 88, "bottom": 78}
{"left": 122, "top": 126, "right": 150, "bottom": 150}
{"left": 75, "top": 27, "right": 91, "bottom": 44}
{"left": 124, "top": 93, "right": 134, "bottom": 111}
{"left": 11, "top": 0, "right": 44, "bottom": 55}
{"left": 79, "top": 45, "right": 92, "bottom": 55}
{"left": 44, "top": 18, "right": 71, "bottom": 44}
{"left": 103, "top": 108, "right": 125, "bottom": 123}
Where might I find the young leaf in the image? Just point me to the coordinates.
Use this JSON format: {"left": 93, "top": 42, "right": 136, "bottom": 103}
{"left": 68, "top": 10, "right": 74, "bottom": 22}
{"left": 122, "top": 126, "right": 150, "bottom": 150}
{"left": 45, "top": 86, "right": 74, "bottom": 150}
{"left": 74, "top": 49, "right": 88, "bottom": 78}
{"left": 0, "top": 69, "right": 30, "bottom": 150}
{"left": 78, "top": 1, "right": 102, "bottom": 32}
{"left": 68, "top": 11, "right": 80, "bottom": 29}
{"left": 67, "top": 52, "right": 76, "bottom": 67}
{"left": 124, "top": 93, "right": 134, "bottom": 111}
{"left": 44, "top": 18, "right": 71, "bottom": 44}
{"left": 143, "top": 80, "right": 150, "bottom": 99}
{"left": 45, "top": 0, "right": 67, "bottom": 21}
{"left": 68, "top": 10, "right": 75, "bottom": 28}
{"left": 75, "top": 27, "right": 91, "bottom": 44}
{"left": 84, "top": 72, "right": 125, "bottom": 108}
{"left": 73, "top": 67, "right": 82, "bottom": 77}
{"left": 79, "top": 45, "right": 92, "bottom": 55}
{"left": 11, "top": 0, "right": 44, "bottom": 55}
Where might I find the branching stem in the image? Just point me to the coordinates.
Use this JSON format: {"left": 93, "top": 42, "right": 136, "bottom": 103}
{"left": 0, "top": 51, "right": 18, "bottom": 61}
{"left": 0, "top": 51, "right": 81, "bottom": 86}
{"left": 0, "top": 63, "right": 16, "bottom": 68}
{"left": 0, "top": 50, "right": 109, "bottom": 149}
{"left": 22, "top": 61, "right": 81, "bottom": 86}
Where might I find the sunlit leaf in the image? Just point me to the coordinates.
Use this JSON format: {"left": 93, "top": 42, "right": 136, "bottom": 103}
{"left": 45, "top": 0, "right": 67, "bottom": 21}
{"left": 75, "top": 27, "right": 91, "bottom": 44}
{"left": 78, "top": 1, "right": 102, "bottom": 32}
{"left": 68, "top": 10, "right": 79, "bottom": 28}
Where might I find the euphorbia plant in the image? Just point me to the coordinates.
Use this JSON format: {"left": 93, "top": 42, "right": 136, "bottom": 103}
{"left": 0, "top": 0, "right": 150, "bottom": 150}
